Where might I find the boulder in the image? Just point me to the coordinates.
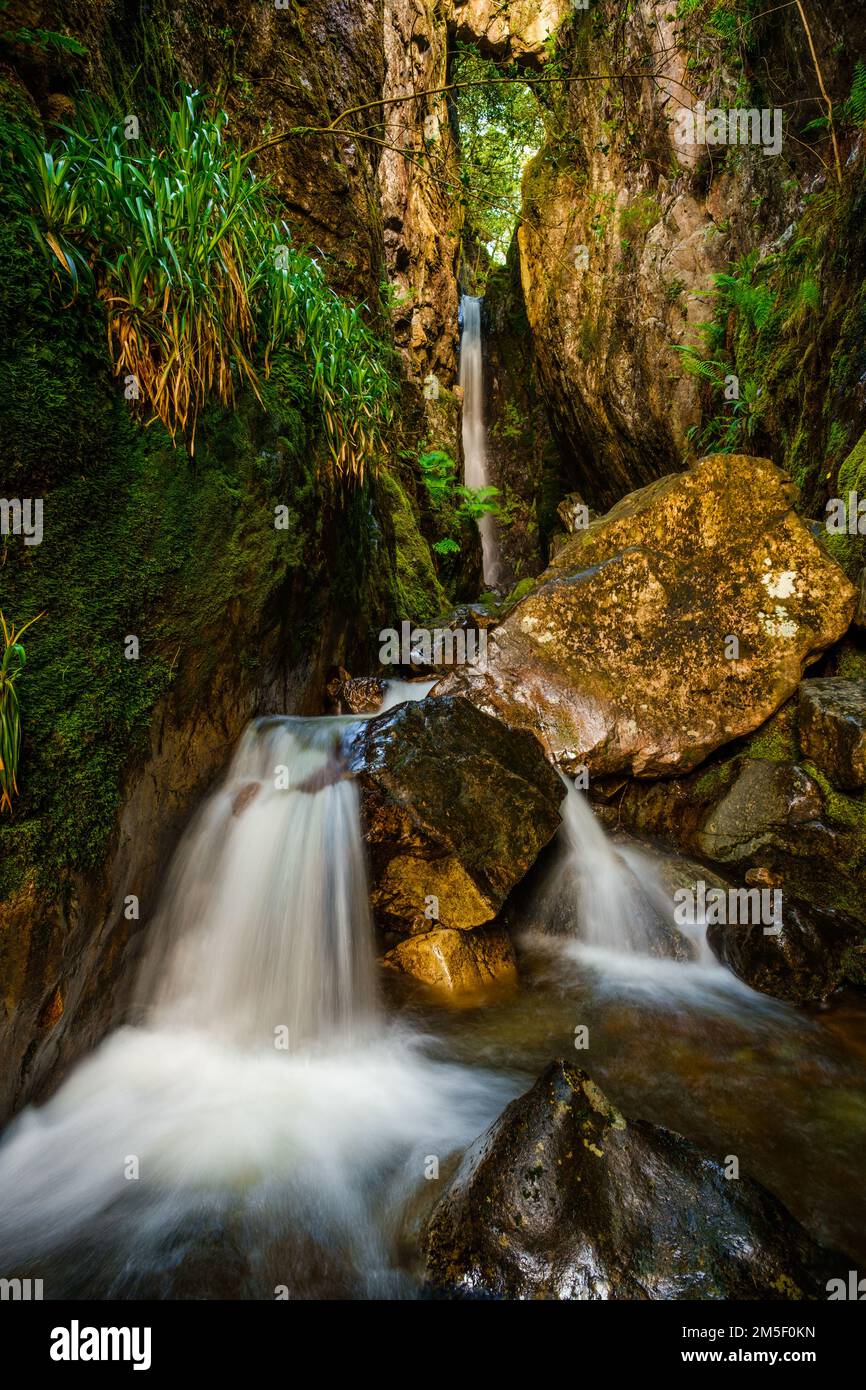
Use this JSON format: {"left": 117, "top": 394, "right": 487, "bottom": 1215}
{"left": 798, "top": 678, "right": 866, "bottom": 790}
{"left": 425, "top": 1061, "right": 842, "bottom": 1300}
{"left": 435, "top": 455, "right": 856, "bottom": 778}
{"left": 346, "top": 696, "right": 562, "bottom": 936}
{"left": 383, "top": 925, "right": 517, "bottom": 999}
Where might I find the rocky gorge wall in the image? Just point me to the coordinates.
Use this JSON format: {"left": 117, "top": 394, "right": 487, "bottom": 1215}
{"left": 517, "top": 1, "right": 866, "bottom": 517}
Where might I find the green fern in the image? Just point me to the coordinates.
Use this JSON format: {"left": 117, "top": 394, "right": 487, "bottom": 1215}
{"left": 844, "top": 60, "right": 866, "bottom": 127}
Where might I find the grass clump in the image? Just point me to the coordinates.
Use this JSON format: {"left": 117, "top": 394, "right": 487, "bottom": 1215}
{"left": 15, "top": 86, "right": 394, "bottom": 477}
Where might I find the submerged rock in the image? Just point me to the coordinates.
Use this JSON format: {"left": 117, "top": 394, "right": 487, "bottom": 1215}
{"left": 798, "top": 678, "right": 866, "bottom": 790}
{"left": 436, "top": 455, "right": 856, "bottom": 778}
{"left": 347, "top": 696, "right": 562, "bottom": 936}
{"left": 383, "top": 925, "right": 517, "bottom": 999}
{"left": 425, "top": 1061, "right": 841, "bottom": 1300}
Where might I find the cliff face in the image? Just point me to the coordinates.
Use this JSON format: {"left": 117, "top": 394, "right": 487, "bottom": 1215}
{"left": 517, "top": 1, "right": 866, "bottom": 511}
{"left": 0, "top": 0, "right": 444, "bottom": 1120}
{"left": 380, "top": 0, "right": 463, "bottom": 387}
{"left": 483, "top": 256, "right": 562, "bottom": 585}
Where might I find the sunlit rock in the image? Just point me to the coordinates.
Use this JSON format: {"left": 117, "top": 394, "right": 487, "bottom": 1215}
{"left": 383, "top": 924, "right": 517, "bottom": 999}
{"left": 437, "top": 455, "right": 856, "bottom": 777}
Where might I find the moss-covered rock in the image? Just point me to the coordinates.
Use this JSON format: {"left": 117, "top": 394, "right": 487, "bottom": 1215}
{"left": 798, "top": 678, "right": 866, "bottom": 790}
{"left": 605, "top": 694, "right": 866, "bottom": 1002}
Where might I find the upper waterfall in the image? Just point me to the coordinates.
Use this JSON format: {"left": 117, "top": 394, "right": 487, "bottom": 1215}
{"left": 459, "top": 294, "right": 502, "bottom": 588}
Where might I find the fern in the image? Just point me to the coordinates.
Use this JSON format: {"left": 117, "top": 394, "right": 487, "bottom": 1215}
{"left": 845, "top": 60, "right": 866, "bottom": 127}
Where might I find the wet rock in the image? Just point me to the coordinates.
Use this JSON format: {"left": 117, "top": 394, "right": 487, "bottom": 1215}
{"left": 696, "top": 759, "right": 824, "bottom": 861}
{"left": 342, "top": 676, "right": 387, "bottom": 714}
{"left": 437, "top": 455, "right": 856, "bottom": 778}
{"left": 383, "top": 924, "right": 517, "bottom": 999}
{"left": 346, "top": 696, "right": 562, "bottom": 935}
{"left": 707, "top": 904, "right": 850, "bottom": 1006}
{"left": 426, "top": 1061, "right": 841, "bottom": 1300}
{"left": 798, "top": 678, "right": 866, "bottom": 790}
{"left": 232, "top": 783, "right": 261, "bottom": 817}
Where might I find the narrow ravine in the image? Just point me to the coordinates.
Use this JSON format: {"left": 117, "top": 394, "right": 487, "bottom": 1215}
{"left": 1, "top": 0, "right": 865, "bottom": 1336}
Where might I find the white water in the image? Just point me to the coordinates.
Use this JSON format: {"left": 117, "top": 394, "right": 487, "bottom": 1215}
{"left": 460, "top": 294, "right": 502, "bottom": 588}
{"left": 0, "top": 713, "right": 517, "bottom": 1296}
{"left": 522, "top": 776, "right": 737, "bottom": 1004}
{"left": 379, "top": 679, "right": 436, "bottom": 711}
{"left": 0, "top": 715, "right": 794, "bottom": 1295}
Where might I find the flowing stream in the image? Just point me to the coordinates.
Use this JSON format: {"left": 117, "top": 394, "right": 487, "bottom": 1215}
{"left": 460, "top": 294, "right": 502, "bottom": 588}
{"left": 0, "top": 699, "right": 865, "bottom": 1296}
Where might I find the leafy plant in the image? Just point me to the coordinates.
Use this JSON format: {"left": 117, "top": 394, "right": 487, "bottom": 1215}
{"left": 418, "top": 449, "right": 458, "bottom": 504}
{"left": 451, "top": 43, "right": 546, "bottom": 277}
{"left": 432, "top": 537, "right": 460, "bottom": 556}
{"left": 417, "top": 446, "right": 500, "bottom": 557}
{"left": 844, "top": 60, "right": 866, "bottom": 127}
{"left": 15, "top": 88, "right": 393, "bottom": 477}
{"left": 455, "top": 483, "right": 500, "bottom": 521}
{"left": 0, "top": 0, "right": 87, "bottom": 57}
{"left": 713, "top": 256, "right": 775, "bottom": 330}
{"left": 0, "top": 611, "right": 43, "bottom": 814}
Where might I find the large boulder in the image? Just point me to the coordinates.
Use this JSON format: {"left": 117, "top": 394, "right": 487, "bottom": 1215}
{"left": 798, "top": 678, "right": 866, "bottom": 790}
{"left": 425, "top": 1061, "right": 842, "bottom": 1300}
{"left": 346, "top": 696, "right": 562, "bottom": 937}
{"left": 436, "top": 455, "right": 856, "bottom": 778}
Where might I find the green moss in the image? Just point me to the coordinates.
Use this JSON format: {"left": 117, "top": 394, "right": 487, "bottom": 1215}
{"left": 741, "top": 706, "right": 798, "bottom": 763}
{"left": 825, "top": 429, "right": 866, "bottom": 581}
{"left": 802, "top": 763, "right": 866, "bottom": 834}
{"left": 836, "top": 646, "right": 866, "bottom": 681}
{"left": 377, "top": 472, "right": 447, "bottom": 624}
{"left": 692, "top": 750, "right": 743, "bottom": 798}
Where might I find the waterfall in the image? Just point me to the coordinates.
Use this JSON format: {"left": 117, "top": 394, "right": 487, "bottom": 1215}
{"left": 537, "top": 775, "right": 717, "bottom": 966}
{"left": 138, "top": 717, "right": 378, "bottom": 1049}
{"left": 459, "top": 294, "right": 502, "bottom": 588}
{"left": 0, "top": 707, "right": 514, "bottom": 1294}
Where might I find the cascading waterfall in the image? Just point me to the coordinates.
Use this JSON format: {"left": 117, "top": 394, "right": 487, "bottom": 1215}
{"left": 138, "top": 717, "right": 379, "bottom": 1049}
{"left": 460, "top": 294, "right": 502, "bottom": 588}
{"left": 0, "top": 698, "right": 515, "bottom": 1297}
{"left": 525, "top": 775, "right": 724, "bottom": 989}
